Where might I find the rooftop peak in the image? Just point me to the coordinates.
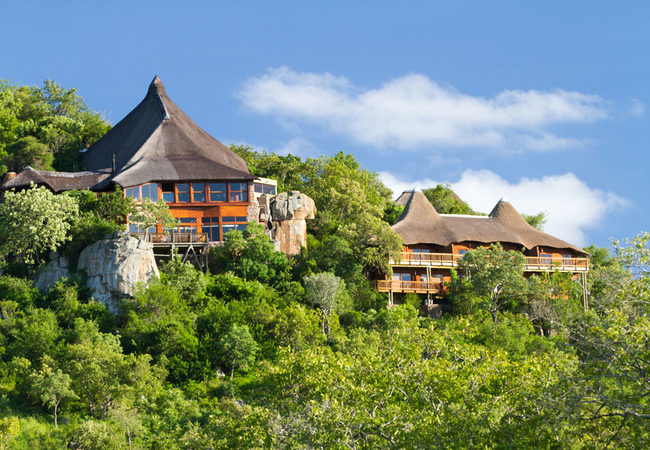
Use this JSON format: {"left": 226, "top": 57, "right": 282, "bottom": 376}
{"left": 148, "top": 75, "right": 166, "bottom": 96}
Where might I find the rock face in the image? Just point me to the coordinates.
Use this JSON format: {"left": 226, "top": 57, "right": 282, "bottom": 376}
{"left": 78, "top": 232, "right": 159, "bottom": 314}
{"left": 34, "top": 251, "right": 70, "bottom": 291}
{"left": 260, "top": 191, "right": 316, "bottom": 256}
{"left": 269, "top": 191, "right": 316, "bottom": 221}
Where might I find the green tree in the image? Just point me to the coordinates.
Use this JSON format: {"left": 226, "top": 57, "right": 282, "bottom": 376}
{"left": 450, "top": 244, "right": 528, "bottom": 335}
{"left": 303, "top": 272, "right": 345, "bottom": 344}
{"left": 211, "top": 222, "right": 292, "bottom": 289}
{"left": 0, "top": 79, "right": 110, "bottom": 173}
{"left": 0, "top": 184, "right": 79, "bottom": 264}
{"left": 130, "top": 198, "right": 178, "bottom": 239}
{"left": 2, "top": 136, "right": 52, "bottom": 172}
{"left": 64, "top": 319, "right": 165, "bottom": 419}
{"left": 522, "top": 211, "right": 548, "bottom": 231}
{"left": 218, "top": 324, "right": 259, "bottom": 380}
{"left": 30, "top": 364, "right": 77, "bottom": 428}
{"left": 0, "top": 417, "right": 19, "bottom": 450}
{"left": 422, "top": 183, "right": 477, "bottom": 214}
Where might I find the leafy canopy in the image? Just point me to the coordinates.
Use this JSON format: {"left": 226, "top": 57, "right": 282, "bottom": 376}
{"left": 0, "top": 184, "right": 79, "bottom": 264}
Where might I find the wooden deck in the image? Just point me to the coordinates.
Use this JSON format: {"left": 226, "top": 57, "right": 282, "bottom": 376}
{"left": 377, "top": 280, "right": 442, "bottom": 294}
{"left": 390, "top": 252, "right": 588, "bottom": 272}
{"left": 131, "top": 232, "right": 211, "bottom": 271}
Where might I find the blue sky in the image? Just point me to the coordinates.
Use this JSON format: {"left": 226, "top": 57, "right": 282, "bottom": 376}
{"left": 3, "top": 1, "right": 648, "bottom": 248}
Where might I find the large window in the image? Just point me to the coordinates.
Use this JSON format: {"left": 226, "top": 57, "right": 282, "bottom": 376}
{"left": 208, "top": 183, "right": 226, "bottom": 202}
{"left": 202, "top": 217, "right": 220, "bottom": 241}
{"left": 161, "top": 183, "right": 174, "bottom": 202}
{"left": 391, "top": 273, "right": 411, "bottom": 281}
{"left": 176, "top": 183, "right": 190, "bottom": 203}
{"left": 125, "top": 183, "right": 159, "bottom": 201}
{"left": 254, "top": 183, "right": 276, "bottom": 195}
{"left": 229, "top": 182, "right": 248, "bottom": 202}
{"left": 157, "top": 181, "right": 252, "bottom": 204}
{"left": 221, "top": 216, "right": 248, "bottom": 238}
{"left": 192, "top": 183, "right": 205, "bottom": 202}
{"left": 541, "top": 253, "right": 552, "bottom": 265}
{"left": 412, "top": 248, "right": 430, "bottom": 261}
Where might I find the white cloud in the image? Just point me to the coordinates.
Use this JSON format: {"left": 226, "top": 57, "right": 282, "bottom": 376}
{"left": 239, "top": 67, "right": 609, "bottom": 152}
{"left": 629, "top": 98, "right": 646, "bottom": 117}
{"left": 274, "top": 137, "right": 318, "bottom": 157}
{"left": 379, "top": 169, "right": 629, "bottom": 247}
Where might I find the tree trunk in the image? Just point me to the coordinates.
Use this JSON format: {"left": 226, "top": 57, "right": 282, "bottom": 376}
{"left": 54, "top": 401, "right": 59, "bottom": 429}
{"left": 326, "top": 315, "right": 331, "bottom": 345}
{"left": 490, "top": 310, "right": 498, "bottom": 338}
{"left": 230, "top": 358, "right": 236, "bottom": 380}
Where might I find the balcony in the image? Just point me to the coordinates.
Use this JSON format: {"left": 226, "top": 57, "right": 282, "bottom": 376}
{"left": 390, "top": 252, "right": 588, "bottom": 272}
{"left": 377, "top": 280, "right": 442, "bottom": 294}
{"left": 131, "top": 232, "right": 209, "bottom": 245}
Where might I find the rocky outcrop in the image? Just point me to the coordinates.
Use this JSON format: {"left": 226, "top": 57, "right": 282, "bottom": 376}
{"left": 78, "top": 232, "right": 159, "bottom": 314}
{"left": 269, "top": 191, "right": 316, "bottom": 221}
{"left": 34, "top": 252, "right": 71, "bottom": 291}
{"left": 259, "top": 191, "right": 316, "bottom": 256}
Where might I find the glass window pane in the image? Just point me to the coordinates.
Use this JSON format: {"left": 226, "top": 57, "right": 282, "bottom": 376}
{"left": 222, "top": 216, "right": 235, "bottom": 223}
{"left": 193, "top": 191, "right": 205, "bottom": 202}
{"left": 150, "top": 183, "right": 158, "bottom": 201}
{"left": 236, "top": 217, "right": 247, "bottom": 223}
{"left": 222, "top": 224, "right": 236, "bottom": 237}
{"left": 209, "top": 182, "right": 226, "bottom": 192}
{"left": 210, "top": 192, "right": 226, "bottom": 202}
{"left": 230, "top": 192, "right": 248, "bottom": 202}
{"left": 177, "top": 193, "right": 189, "bottom": 202}
{"left": 142, "top": 184, "right": 150, "bottom": 199}
{"left": 236, "top": 224, "right": 247, "bottom": 231}
{"left": 177, "top": 183, "right": 189, "bottom": 192}
{"left": 163, "top": 192, "right": 174, "bottom": 202}
{"left": 254, "top": 184, "right": 263, "bottom": 193}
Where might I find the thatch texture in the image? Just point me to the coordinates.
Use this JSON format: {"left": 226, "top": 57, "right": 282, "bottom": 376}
{"left": 392, "top": 189, "right": 456, "bottom": 246}
{"left": 83, "top": 76, "right": 256, "bottom": 187}
{"left": 1, "top": 167, "right": 111, "bottom": 192}
{"left": 393, "top": 190, "right": 587, "bottom": 255}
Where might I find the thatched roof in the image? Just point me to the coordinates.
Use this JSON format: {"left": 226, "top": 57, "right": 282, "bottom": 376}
{"left": 1, "top": 167, "right": 111, "bottom": 192}
{"left": 83, "top": 76, "right": 256, "bottom": 187}
{"left": 393, "top": 190, "right": 587, "bottom": 255}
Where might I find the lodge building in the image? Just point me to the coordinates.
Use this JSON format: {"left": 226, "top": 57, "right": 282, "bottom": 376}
{"left": 1, "top": 76, "right": 272, "bottom": 244}
{"left": 381, "top": 190, "right": 589, "bottom": 315}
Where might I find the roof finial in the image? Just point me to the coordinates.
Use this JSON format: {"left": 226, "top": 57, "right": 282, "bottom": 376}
{"left": 148, "top": 75, "right": 166, "bottom": 96}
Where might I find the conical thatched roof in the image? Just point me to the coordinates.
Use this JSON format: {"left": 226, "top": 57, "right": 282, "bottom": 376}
{"left": 392, "top": 190, "right": 587, "bottom": 255}
{"left": 83, "top": 76, "right": 255, "bottom": 187}
{"left": 393, "top": 189, "right": 455, "bottom": 246}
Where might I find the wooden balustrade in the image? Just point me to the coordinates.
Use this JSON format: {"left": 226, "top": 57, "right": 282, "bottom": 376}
{"left": 390, "top": 252, "right": 588, "bottom": 271}
{"left": 131, "top": 232, "right": 209, "bottom": 244}
{"left": 377, "top": 280, "right": 442, "bottom": 293}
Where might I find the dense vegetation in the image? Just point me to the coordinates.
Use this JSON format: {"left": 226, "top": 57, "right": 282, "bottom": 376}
{"left": 0, "top": 81, "right": 648, "bottom": 448}
{"left": 0, "top": 79, "right": 111, "bottom": 173}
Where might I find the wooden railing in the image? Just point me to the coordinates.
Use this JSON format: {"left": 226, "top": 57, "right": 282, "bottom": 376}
{"left": 377, "top": 280, "right": 442, "bottom": 293}
{"left": 391, "top": 252, "right": 588, "bottom": 271}
{"left": 131, "top": 232, "right": 209, "bottom": 244}
{"left": 524, "top": 256, "right": 588, "bottom": 271}
{"left": 391, "top": 252, "right": 461, "bottom": 265}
